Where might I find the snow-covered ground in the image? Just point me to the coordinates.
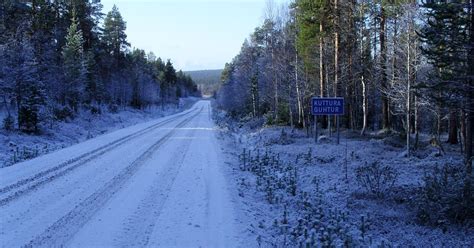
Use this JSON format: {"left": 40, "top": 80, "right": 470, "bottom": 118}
{"left": 0, "top": 100, "right": 249, "bottom": 247}
{"left": 215, "top": 111, "right": 474, "bottom": 247}
{"left": 1, "top": 100, "right": 471, "bottom": 247}
{"left": 0, "top": 98, "right": 198, "bottom": 168}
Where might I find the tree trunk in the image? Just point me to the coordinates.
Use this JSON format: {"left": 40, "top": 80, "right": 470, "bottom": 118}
{"left": 333, "top": 0, "right": 339, "bottom": 136}
{"left": 437, "top": 107, "right": 442, "bottom": 142}
{"left": 447, "top": 110, "right": 459, "bottom": 144}
{"left": 361, "top": 75, "right": 368, "bottom": 136}
{"left": 319, "top": 22, "right": 325, "bottom": 98}
{"left": 3, "top": 95, "right": 11, "bottom": 117}
{"left": 360, "top": 5, "right": 368, "bottom": 135}
{"left": 406, "top": 30, "right": 411, "bottom": 156}
{"left": 295, "top": 43, "right": 303, "bottom": 126}
{"left": 320, "top": 22, "right": 328, "bottom": 130}
{"left": 461, "top": 109, "right": 466, "bottom": 152}
{"left": 16, "top": 84, "right": 22, "bottom": 130}
{"left": 273, "top": 50, "right": 278, "bottom": 122}
{"left": 303, "top": 68, "right": 309, "bottom": 129}
{"left": 347, "top": 54, "right": 354, "bottom": 130}
{"left": 466, "top": 91, "right": 473, "bottom": 200}
{"left": 251, "top": 74, "right": 259, "bottom": 117}
{"left": 380, "top": 6, "right": 390, "bottom": 130}
{"left": 326, "top": 60, "right": 331, "bottom": 136}
{"left": 289, "top": 82, "right": 294, "bottom": 128}
{"left": 414, "top": 95, "right": 420, "bottom": 150}
{"left": 464, "top": 0, "right": 474, "bottom": 201}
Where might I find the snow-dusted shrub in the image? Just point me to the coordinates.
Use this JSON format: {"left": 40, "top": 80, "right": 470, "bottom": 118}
{"left": 303, "top": 148, "right": 313, "bottom": 165}
{"left": 10, "top": 146, "right": 40, "bottom": 165}
{"left": 278, "top": 129, "right": 292, "bottom": 145}
{"left": 316, "top": 155, "right": 336, "bottom": 164}
{"left": 355, "top": 162, "right": 398, "bottom": 197}
{"left": 108, "top": 104, "right": 119, "bottom": 113}
{"left": 87, "top": 105, "right": 101, "bottom": 115}
{"left": 276, "top": 103, "right": 291, "bottom": 125}
{"left": 417, "top": 162, "right": 474, "bottom": 225}
{"left": 239, "top": 148, "right": 298, "bottom": 202}
{"left": 238, "top": 148, "right": 383, "bottom": 247}
{"left": 317, "top": 135, "right": 331, "bottom": 144}
{"left": 54, "top": 106, "right": 74, "bottom": 121}
{"left": 3, "top": 115, "right": 14, "bottom": 131}
{"left": 265, "top": 113, "right": 275, "bottom": 126}
{"left": 382, "top": 134, "right": 405, "bottom": 148}
{"left": 287, "top": 187, "right": 373, "bottom": 247}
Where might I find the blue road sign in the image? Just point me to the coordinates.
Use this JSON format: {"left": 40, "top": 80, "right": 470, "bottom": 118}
{"left": 311, "top": 97, "right": 344, "bottom": 115}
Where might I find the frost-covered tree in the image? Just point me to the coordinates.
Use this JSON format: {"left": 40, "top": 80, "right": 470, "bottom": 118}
{"left": 161, "top": 60, "right": 177, "bottom": 103}
{"left": 3, "top": 25, "right": 46, "bottom": 132}
{"left": 17, "top": 64, "right": 47, "bottom": 133}
{"left": 418, "top": 0, "right": 473, "bottom": 201}
{"left": 0, "top": 1, "right": 199, "bottom": 130}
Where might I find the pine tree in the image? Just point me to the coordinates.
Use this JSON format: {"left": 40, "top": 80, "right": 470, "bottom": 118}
{"left": 294, "top": 0, "right": 330, "bottom": 129}
{"left": 102, "top": 5, "right": 129, "bottom": 66}
{"left": 162, "top": 60, "right": 177, "bottom": 102}
{"left": 18, "top": 63, "right": 47, "bottom": 133}
{"left": 62, "top": 11, "right": 86, "bottom": 112}
{"left": 164, "top": 60, "right": 177, "bottom": 85}
{"left": 66, "top": 0, "right": 104, "bottom": 50}
{"left": 419, "top": 0, "right": 473, "bottom": 201}
{"left": 83, "top": 50, "right": 98, "bottom": 105}
{"left": 6, "top": 27, "right": 47, "bottom": 132}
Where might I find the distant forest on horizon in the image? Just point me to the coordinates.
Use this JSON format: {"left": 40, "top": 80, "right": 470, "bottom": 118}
{"left": 185, "top": 69, "right": 223, "bottom": 96}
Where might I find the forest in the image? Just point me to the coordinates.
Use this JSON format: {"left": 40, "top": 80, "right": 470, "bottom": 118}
{"left": 0, "top": 1, "right": 473, "bottom": 245}
{"left": 0, "top": 1, "right": 200, "bottom": 134}
{"left": 185, "top": 69, "right": 223, "bottom": 96}
{"left": 216, "top": 0, "right": 473, "bottom": 194}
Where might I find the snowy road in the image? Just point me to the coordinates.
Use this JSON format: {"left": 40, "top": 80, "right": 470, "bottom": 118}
{"left": 0, "top": 101, "right": 240, "bottom": 247}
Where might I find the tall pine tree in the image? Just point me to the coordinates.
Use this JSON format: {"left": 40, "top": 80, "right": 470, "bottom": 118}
{"left": 5, "top": 25, "right": 47, "bottom": 132}
{"left": 62, "top": 11, "right": 86, "bottom": 112}
{"left": 102, "top": 5, "right": 129, "bottom": 67}
{"left": 419, "top": 0, "right": 473, "bottom": 202}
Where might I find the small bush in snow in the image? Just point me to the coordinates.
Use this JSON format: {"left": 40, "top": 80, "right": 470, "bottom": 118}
{"left": 355, "top": 162, "right": 398, "bottom": 197}
{"left": 10, "top": 145, "right": 40, "bottom": 165}
{"left": 417, "top": 162, "right": 474, "bottom": 225}
{"left": 108, "top": 104, "right": 119, "bottom": 113}
{"left": 265, "top": 113, "right": 274, "bottom": 126}
{"left": 237, "top": 147, "right": 382, "bottom": 247}
{"left": 87, "top": 105, "right": 101, "bottom": 115}
{"left": 303, "top": 148, "right": 312, "bottom": 165}
{"left": 3, "top": 115, "right": 14, "bottom": 131}
{"left": 54, "top": 106, "right": 74, "bottom": 121}
{"left": 278, "top": 129, "right": 292, "bottom": 145}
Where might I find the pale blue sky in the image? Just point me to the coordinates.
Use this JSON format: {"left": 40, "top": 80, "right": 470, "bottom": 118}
{"left": 101, "top": 0, "right": 289, "bottom": 71}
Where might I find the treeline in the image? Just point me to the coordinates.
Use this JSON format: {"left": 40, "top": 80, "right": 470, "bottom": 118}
{"left": 185, "top": 69, "right": 223, "bottom": 96}
{"left": 216, "top": 1, "right": 472, "bottom": 159}
{"left": 0, "top": 1, "right": 199, "bottom": 133}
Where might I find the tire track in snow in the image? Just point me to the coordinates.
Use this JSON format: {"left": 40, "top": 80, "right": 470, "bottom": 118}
{"left": 23, "top": 108, "right": 203, "bottom": 247}
{"left": 115, "top": 123, "right": 196, "bottom": 247}
{"left": 0, "top": 108, "right": 198, "bottom": 206}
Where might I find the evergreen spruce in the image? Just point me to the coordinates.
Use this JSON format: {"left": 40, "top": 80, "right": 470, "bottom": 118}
{"left": 62, "top": 11, "right": 86, "bottom": 112}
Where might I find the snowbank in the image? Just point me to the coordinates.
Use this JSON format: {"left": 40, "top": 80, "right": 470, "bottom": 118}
{"left": 0, "top": 98, "right": 199, "bottom": 167}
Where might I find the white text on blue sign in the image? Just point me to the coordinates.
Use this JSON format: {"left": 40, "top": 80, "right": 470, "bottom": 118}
{"left": 311, "top": 98, "right": 344, "bottom": 115}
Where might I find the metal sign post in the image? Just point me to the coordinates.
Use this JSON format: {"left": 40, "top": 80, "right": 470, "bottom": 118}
{"left": 311, "top": 97, "right": 344, "bottom": 145}
{"left": 314, "top": 115, "right": 318, "bottom": 143}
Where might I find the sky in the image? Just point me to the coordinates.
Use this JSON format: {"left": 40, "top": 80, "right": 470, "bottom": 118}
{"left": 101, "top": 0, "right": 290, "bottom": 71}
